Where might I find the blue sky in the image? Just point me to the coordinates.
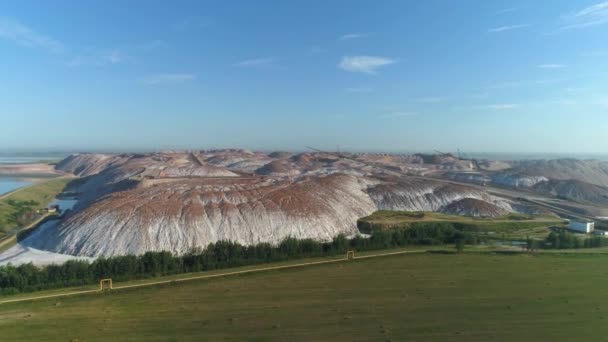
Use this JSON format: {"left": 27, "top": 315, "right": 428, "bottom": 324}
{"left": 0, "top": 0, "right": 607, "bottom": 153}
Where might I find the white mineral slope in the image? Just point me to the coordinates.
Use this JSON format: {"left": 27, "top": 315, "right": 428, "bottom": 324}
{"left": 27, "top": 173, "right": 521, "bottom": 257}
{"left": 202, "top": 150, "right": 273, "bottom": 173}
{"left": 491, "top": 173, "right": 549, "bottom": 188}
{"left": 160, "top": 165, "right": 238, "bottom": 177}
{"left": 509, "top": 159, "right": 608, "bottom": 187}
{"left": 34, "top": 151, "right": 565, "bottom": 259}
{"left": 0, "top": 244, "right": 94, "bottom": 266}
{"left": 57, "top": 153, "right": 242, "bottom": 207}
{"left": 28, "top": 174, "right": 378, "bottom": 257}
{"left": 367, "top": 178, "right": 511, "bottom": 212}
{"left": 0, "top": 221, "right": 94, "bottom": 266}
{"left": 55, "top": 153, "right": 127, "bottom": 177}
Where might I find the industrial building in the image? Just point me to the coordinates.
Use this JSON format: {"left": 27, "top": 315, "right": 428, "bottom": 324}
{"left": 568, "top": 219, "right": 595, "bottom": 234}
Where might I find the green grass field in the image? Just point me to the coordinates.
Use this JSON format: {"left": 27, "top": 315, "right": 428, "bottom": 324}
{"left": 359, "top": 210, "right": 563, "bottom": 226}
{"left": 0, "top": 178, "right": 71, "bottom": 234}
{"left": 1, "top": 252, "right": 607, "bottom": 341}
{"left": 358, "top": 210, "right": 565, "bottom": 240}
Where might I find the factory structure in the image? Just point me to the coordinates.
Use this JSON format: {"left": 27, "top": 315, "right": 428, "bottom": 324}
{"left": 568, "top": 219, "right": 595, "bottom": 234}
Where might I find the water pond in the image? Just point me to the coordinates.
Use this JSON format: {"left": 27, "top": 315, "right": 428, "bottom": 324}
{"left": 0, "top": 177, "right": 32, "bottom": 196}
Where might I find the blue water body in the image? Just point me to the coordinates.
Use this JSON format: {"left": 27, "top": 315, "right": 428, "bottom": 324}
{"left": 0, "top": 153, "right": 67, "bottom": 195}
{"left": 0, "top": 157, "right": 58, "bottom": 164}
{"left": 0, "top": 177, "right": 32, "bottom": 196}
{"left": 0, "top": 152, "right": 68, "bottom": 165}
{"left": 49, "top": 198, "right": 78, "bottom": 211}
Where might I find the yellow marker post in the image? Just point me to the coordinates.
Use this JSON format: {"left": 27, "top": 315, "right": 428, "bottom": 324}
{"left": 99, "top": 279, "right": 113, "bottom": 290}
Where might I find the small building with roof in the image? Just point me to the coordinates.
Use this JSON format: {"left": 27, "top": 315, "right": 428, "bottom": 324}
{"left": 568, "top": 219, "right": 595, "bottom": 234}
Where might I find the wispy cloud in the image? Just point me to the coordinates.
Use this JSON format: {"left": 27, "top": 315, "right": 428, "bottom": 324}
{"left": 536, "top": 98, "right": 577, "bottom": 106}
{"left": 104, "top": 50, "right": 126, "bottom": 64}
{"left": 468, "top": 93, "right": 489, "bottom": 99}
{"left": 135, "top": 40, "right": 166, "bottom": 51}
{"left": 560, "top": 1, "right": 608, "bottom": 30}
{"left": 487, "top": 81, "right": 526, "bottom": 89}
{"left": 339, "top": 33, "right": 370, "bottom": 40}
{"left": 535, "top": 78, "right": 567, "bottom": 85}
{"left": 581, "top": 50, "right": 608, "bottom": 57}
{"left": 538, "top": 64, "right": 566, "bottom": 69}
{"left": 378, "top": 112, "right": 417, "bottom": 119}
{"left": 563, "top": 86, "right": 590, "bottom": 93}
{"left": 0, "top": 17, "right": 64, "bottom": 54}
{"left": 80, "top": 41, "right": 163, "bottom": 66}
{"left": 308, "top": 46, "right": 326, "bottom": 55}
{"left": 0, "top": 16, "right": 165, "bottom": 69}
{"left": 338, "top": 56, "right": 396, "bottom": 74}
{"left": 345, "top": 87, "right": 373, "bottom": 93}
{"left": 234, "top": 57, "right": 278, "bottom": 68}
{"left": 496, "top": 7, "right": 522, "bottom": 15}
{"left": 555, "top": 99, "right": 577, "bottom": 106}
{"left": 173, "top": 16, "right": 213, "bottom": 31}
{"left": 488, "top": 78, "right": 567, "bottom": 89}
{"left": 418, "top": 96, "right": 448, "bottom": 103}
{"left": 141, "top": 73, "right": 196, "bottom": 86}
{"left": 487, "top": 24, "right": 530, "bottom": 33}
{"left": 479, "top": 104, "right": 521, "bottom": 110}
{"left": 64, "top": 48, "right": 129, "bottom": 67}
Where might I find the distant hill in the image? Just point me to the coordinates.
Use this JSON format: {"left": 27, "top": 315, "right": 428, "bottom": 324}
{"left": 510, "top": 159, "right": 608, "bottom": 187}
{"left": 24, "top": 150, "right": 547, "bottom": 257}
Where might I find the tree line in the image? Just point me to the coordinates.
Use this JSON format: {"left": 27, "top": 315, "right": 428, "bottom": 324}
{"left": 526, "top": 230, "right": 608, "bottom": 250}
{"left": 5, "top": 199, "right": 40, "bottom": 227}
{"left": 0, "top": 222, "right": 474, "bottom": 295}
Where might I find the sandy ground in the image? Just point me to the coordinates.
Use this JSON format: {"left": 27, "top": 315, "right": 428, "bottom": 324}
{"left": 0, "top": 163, "right": 60, "bottom": 175}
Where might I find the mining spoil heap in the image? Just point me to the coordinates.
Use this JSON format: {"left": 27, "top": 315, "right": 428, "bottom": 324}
{"left": 25, "top": 150, "right": 552, "bottom": 257}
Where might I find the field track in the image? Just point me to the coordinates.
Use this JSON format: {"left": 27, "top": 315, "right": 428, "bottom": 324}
{"left": 0, "top": 249, "right": 425, "bottom": 305}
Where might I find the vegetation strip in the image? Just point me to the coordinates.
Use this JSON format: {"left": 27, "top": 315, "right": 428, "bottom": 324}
{"left": 0, "top": 178, "right": 71, "bottom": 234}
{"left": 0, "top": 249, "right": 424, "bottom": 304}
{"left": 0, "top": 213, "right": 52, "bottom": 252}
{"left": 0, "top": 226, "right": 478, "bottom": 296}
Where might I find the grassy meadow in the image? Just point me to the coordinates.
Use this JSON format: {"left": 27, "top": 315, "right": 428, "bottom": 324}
{"left": 1, "top": 252, "right": 608, "bottom": 341}
{"left": 358, "top": 211, "right": 565, "bottom": 240}
{"left": 0, "top": 178, "right": 71, "bottom": 235}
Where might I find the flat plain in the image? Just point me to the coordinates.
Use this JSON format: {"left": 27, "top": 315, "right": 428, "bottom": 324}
{"left": 2, "top": 252, "right": 608, "bottom": 341}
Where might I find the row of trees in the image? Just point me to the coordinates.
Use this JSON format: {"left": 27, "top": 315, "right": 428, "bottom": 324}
{"left": 359, "top": 219, "right": 552, "bottom": 236}
{"left": 0, "top": 223, "right": 474, "bottom": 295}
{"left": 526, "top": 230, "right": 608, "bottom": 250}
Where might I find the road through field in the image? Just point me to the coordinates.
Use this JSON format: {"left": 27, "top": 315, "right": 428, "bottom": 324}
{"left": 0, "top": 249, "right": 425, "bottom": 305}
